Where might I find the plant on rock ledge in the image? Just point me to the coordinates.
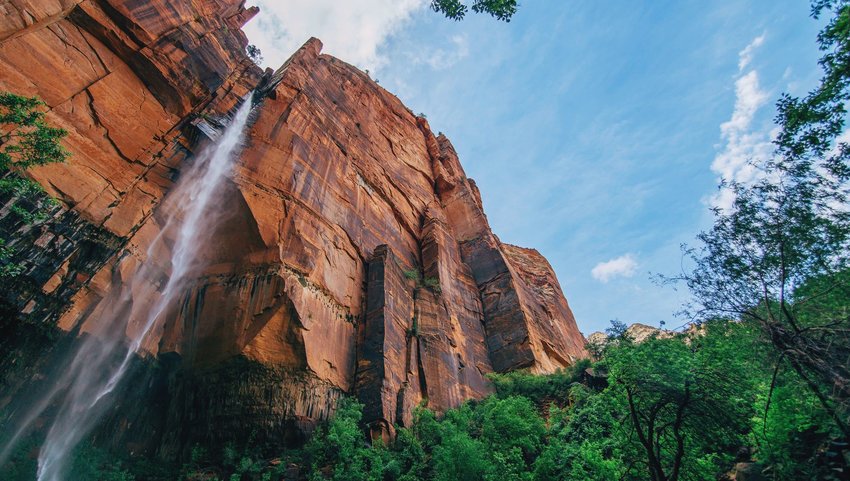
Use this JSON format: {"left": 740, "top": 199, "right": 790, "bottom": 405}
{"left": 402, "top": 267, "right": 442, "bottom": 294}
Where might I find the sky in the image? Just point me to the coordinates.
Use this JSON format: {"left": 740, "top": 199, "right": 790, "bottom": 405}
{"left": 243, "top": 0, "right": 825, "bottom": 335}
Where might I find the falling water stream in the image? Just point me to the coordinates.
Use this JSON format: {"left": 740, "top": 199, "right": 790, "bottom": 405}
{"left": 0, "top": 94, "right": 254, "bottom": 481}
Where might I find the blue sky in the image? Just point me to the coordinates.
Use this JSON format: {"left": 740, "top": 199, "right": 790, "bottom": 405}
{"left": 244, "top": 1, "right": 825, "bottom": 335}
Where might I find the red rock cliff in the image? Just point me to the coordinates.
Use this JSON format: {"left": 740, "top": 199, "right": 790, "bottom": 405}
{"left": 0, "top": 1, "right": 586, "bottom": 455}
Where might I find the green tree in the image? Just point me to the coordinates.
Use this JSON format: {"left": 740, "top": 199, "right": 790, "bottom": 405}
{"left": 675, "top": 0, "right": 850, "bottom": 437}
{"left": 431, "top": 430, "right": 493, "bottom": 481}
{"left": 479, "top": 396, "right": 545, "bottom": 460}
{"left": 751, "top": 366, "right": 837, "bottom": 480}
{"left": 430, "top": 0, "right": 518, "bottom": 21}
{"left": 604, "top": 323, "right": 756, "bottom": 481}
{"left": 533, "top": 386, "right": 625, "bottom": 481}
{"left": 388, "top": 427, "right": 427, "bottom": 481}
{"left": 0, "top": 92, "right": 68, "bottom": 184}
{"left": 305, "top": 397, "right": 389, "bottom": 481}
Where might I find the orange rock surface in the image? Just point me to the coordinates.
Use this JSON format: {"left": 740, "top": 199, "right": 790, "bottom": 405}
{"left": 0, "top": 1, "right": 587, "bottom": 453}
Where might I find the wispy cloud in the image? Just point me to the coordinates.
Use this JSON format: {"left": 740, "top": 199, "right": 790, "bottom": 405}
{"left": 709, "top": 34, "right": 774, "bottom": 210}
{"left": 738, "top": 33, "right": 765, "bottom": 70}
{"left": 414, "top": 34, "right": 470, "bottom": 70}
{"left": 244, "top": 0, "right": 427, "bottom": 71}
{"left": 592, "top": 254, "right": 638, "bottom": 283}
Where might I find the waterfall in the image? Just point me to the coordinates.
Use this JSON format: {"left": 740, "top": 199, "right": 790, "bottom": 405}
{"left": 0, "top": 94, "right": 254, "bottom": 481}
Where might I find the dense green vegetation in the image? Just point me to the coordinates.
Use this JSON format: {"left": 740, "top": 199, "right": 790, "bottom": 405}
{"left": 9, "top": 316, "right": 842, "bottom": 480}
{"left": 285, "top": 321, "right": 844, "bottom": 481}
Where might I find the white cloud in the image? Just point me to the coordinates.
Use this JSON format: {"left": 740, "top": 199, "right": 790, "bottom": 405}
{"left": 709, "top": 35, "right": 774, "bottom": 210}
{"left": 417, "top": 34, "right": 470, "bottom": 70}
{"left": 711, "top": 71, "right": 772, "bottom": 181}
{"left": 243, "top": 0, "right": 427, "bottom": 72}
{"left": 737, "top": 33, "right": 765, "bottom": 71}
{"left": 591, "top": 254, "right": 638, "bottom": 283}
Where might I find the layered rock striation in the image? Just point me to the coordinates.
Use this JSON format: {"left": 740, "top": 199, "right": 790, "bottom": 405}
{"left": 0, "top": 0, "right": 587, "bottom": 458}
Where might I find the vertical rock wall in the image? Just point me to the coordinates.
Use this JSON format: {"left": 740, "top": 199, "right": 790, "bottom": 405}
{"left": 0, "top": 1, "right": 587, "bottom": 459}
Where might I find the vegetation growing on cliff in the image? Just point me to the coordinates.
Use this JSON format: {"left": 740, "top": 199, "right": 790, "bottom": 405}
{"left": 0, "top": 92, "right": 67, "bottom": 278}
{"left": 0, "top": 93, "right": 67, "bottom": 174}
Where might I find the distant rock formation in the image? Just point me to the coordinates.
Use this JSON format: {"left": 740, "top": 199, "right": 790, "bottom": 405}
{"left": 0, "top": 0, "right": 587, "bottom": 458}
{"left": 587, "top": 322, "right": 673, "bottom": 348}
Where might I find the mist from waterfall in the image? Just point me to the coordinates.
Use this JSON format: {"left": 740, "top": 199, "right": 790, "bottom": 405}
{"left": 0, "top": 94, "right": 254, "bottom": 481}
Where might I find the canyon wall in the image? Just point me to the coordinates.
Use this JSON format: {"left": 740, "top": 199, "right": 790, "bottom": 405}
{"left": 0, "top": 0, "right": 587, "bottom": 458}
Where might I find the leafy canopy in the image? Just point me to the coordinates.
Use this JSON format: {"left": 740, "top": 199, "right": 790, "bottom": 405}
{"left": 430, "top": 0, "right": 518, "bottom": 21}
{"left": 673, "top": 0, "right": 850, "bottom": 438}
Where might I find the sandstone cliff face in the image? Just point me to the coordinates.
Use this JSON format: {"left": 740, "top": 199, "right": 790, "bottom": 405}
{"left": 0, "top": 1, "right": 587, "bottom": 457}
{"left": 0, "top": 0, "right": 261, "bottom": 328}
